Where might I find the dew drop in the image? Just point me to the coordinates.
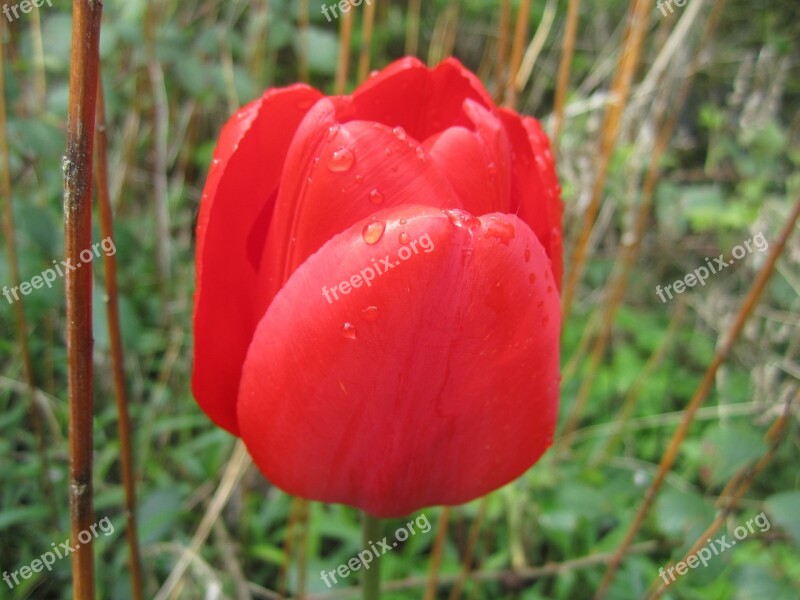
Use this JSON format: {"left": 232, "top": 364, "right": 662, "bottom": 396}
{"left": 361, "top": 306, "right": 379, "bottom": 321}
{"left": 399, "top": 219, "right": 407, "bottom": 225}
{"left": 485, "top": 217, "right": 515, "bottom": 244}
{"left": 547, "top": 285, "right": 554, "bottom": 293}
{"left": 385, "top": 147, "right": 392, "bottom": 156}
{"left": 399, "top": 231, "right": 411, "bottom": 244}
{"left": 326, "top": 124, "right": 340, "bottom": 141}
{"left": 443, "top": 208, "right": 481, "bottom": 231}
{"left": 487, "top": 162, "right": 498, "bottom": 176}
{"left": 415, "top": 146, "right": 425, "bottom": 160}
{"left": 524, "top": 248, "right": 531, "bottom": 263}
{"left": 369, "top": 189, "right": 384, "bottom": 204}
{"left": 393, "top": 126, "right": 407, "bottom": 141}
{"left": 529, "top": 273, "right": 536, "bottom": 284}
{"left": 369, "top": 69, "right": 379, "bottom": 78}
{"left": 342, "top": 322, "right": 357, "bottom": 340}
{"left": 362, "top": 221, "right": 386, "bottom": 245}
{"left": 328, "top": 147, "right": 355, "bottom": 172}
{"left": 355, "top": 174, "right": 364, "bottom": 183}
{"left": 542, "top": 315, "right": 550, "bottom": 327}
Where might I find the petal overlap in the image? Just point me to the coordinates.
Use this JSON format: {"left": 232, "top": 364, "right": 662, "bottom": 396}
{"left": 238, "top": 206, "right": 560, "bottom": 517}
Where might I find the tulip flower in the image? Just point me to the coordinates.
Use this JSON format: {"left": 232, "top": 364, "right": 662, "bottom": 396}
{"left": 193, "top": 57, "right": 562, "bottom": 518}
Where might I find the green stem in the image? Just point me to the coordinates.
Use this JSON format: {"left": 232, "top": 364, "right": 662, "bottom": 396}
{"left": 362, "top": 512, "right": 382, "bottom": 600}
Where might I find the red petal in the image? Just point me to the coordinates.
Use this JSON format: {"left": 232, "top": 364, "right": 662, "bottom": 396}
{"left": 347, "top": 57, "right": 495, "bottom": 142}
{"left": 256, "top": 104, "right": 461, "bottom": 311}
{"left": 238, "top": 205, "right": 560, "bottom": 517}
{"left": 193, "top": 85, "right": 323, "bottom": 435}
{"left": 497, "top": 110, "right": 564, "bottom": 289}
{"left": 423, "top": 99, "right": 512, "bottom": 216}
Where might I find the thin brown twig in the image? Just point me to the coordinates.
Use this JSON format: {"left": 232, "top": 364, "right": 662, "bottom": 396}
{"left": 561, "top": 0, "right": 651, "bottom": 317}
{"left": 552, "top": 0, "right": 581, "bottom": 147}
{"left": 595, "top": 196, "right": 800, "bottom": 599}
{"left": 357, "top": 0, "right": 376, "bottom": 83}
{"left": 334, "top": 5, "right": 353, "bottom": 95}
{"left": 298, "top": 0, "right": 310, "bottom": 83}
{"left": 514, "top": 0, "right": 557, "bottom": 95}
{"left": 647, "top": 388, "right": 798, "bottom": 599}
{"left": 94, "top": 74, "right": 145, "bottom": 600}
{"left": 64, "top": 1, "right": 104, "bottom": 597}
{"left": 423, "top": 507, "right": 451, "bottom": 600}
{"left": 296, "top": 500, "right": 310, "bottom": 599}
{"left": 493, "top": 0, "right": 512, "bottom": 100}
{"left": 448, "top": 497, "right": 489, "bottom": 600}
{"left": 306, "top": 541, "right": 659, "bottom": 599}
{"left": 248, "top": 0, "right": 270, "bottom": 84}
{"left": 561, "top": 0, "right": 725, "bottom": 442}
{"left": 0, "top": 15, "right": 59, "bottom": 528}
{"left": 278, "top": 497, "right": 304, "bottom": 598}
{"left": 503, "top": 0, "right": 531, "bottom": 109}
{"left": 405, "top": 0, "right": 422, "bottom": 57}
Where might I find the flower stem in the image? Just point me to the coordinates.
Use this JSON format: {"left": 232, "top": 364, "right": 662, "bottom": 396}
{"left": 362, "top": 512, "right": 382, "bottom": 600}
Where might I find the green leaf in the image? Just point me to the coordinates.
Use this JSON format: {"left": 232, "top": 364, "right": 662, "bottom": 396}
{"left": 764, "top": 491, "right": 800, "bottom": 545}
{"left": 700, "top": 424, "right": 767, "bottom": 487}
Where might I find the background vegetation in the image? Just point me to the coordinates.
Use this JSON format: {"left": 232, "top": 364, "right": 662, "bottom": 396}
{"left": 0, "top": 0, "right": 798, "bottom": 598}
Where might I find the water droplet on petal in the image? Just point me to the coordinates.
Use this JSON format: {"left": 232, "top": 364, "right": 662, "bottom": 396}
{"left": 488, "top": 162, "right": 498, "bottom": 177}
{"left": 361, "top": 306, "right": 379, "bottom": 321}
{"left": 542, "top": 315, "right": 549, "bottom": 326}
{"left": 399, "top": 219, "right": 407, "bottom": 225}
{"left": 326, "top": 124, "right": 340, "bottom": 141}
{"left": 416, "top": 146, "right": 425, "bottom": 160}
{"left": 362, "top": 221, "right": 385, "bottom": 245}
{"left": 328, "top": 147, "right": 355, "bottom": 172}
{"left": 524, "top": 248, "right": 531, "bottom": 262}
{"left": 355, "top": 174, "right": 364, "bottom": 183}
{"left": 369, "top": 69, "right": 379, "bottom": 78}
{"left": 385, "top": 147, "right": 392, "bottom": 156}
{"left": 547, "top": 285, "right": 554, "bottom": 293}
{"left": 369, "top": 189, "right": 384, "bottom": 204}
{"left": 444, "top": 209, "right": 481, "bottom": 231}
{"left": 342, "top": 322, "right": 357, "bottom": 340}
{"left": 393, "top": 126, "right": 407, "bottom": 141}
{"left": 529, "top": 273, "right": 536, "bottom": 284}
{"left": 485, "top": 217, "right": 515, "bottom": 244}
{"left": 399, "top": 232, "right": 411, "bottom": 244}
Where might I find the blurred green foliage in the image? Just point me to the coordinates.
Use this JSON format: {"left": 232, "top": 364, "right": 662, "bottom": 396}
{"left": 0, "top": 0, "right": 798, "bottom": 598}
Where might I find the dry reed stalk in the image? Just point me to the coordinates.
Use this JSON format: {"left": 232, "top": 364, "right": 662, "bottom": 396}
{"left": 64, "top": 1, "right": 104, "bottom": 596}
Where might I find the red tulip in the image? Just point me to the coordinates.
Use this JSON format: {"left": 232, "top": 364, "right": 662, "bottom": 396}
{"left": 193, "top": 57, "right": 562, "bottom": 517}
